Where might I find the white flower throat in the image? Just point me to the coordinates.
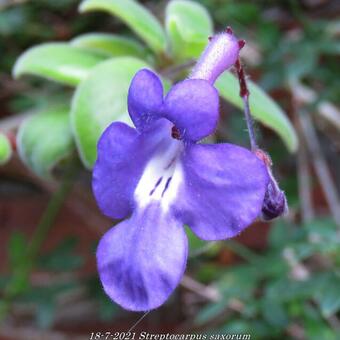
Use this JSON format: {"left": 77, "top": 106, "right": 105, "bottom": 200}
{"left": 134, "top": 140, "right": 183, "bottom": 212}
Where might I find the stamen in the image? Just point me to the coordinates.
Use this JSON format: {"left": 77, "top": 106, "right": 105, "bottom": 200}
{"left": 238, "top": 39, "right": 246, "bottom": 49}
{"left": 226, "top": 26, "right": 233, "bottom": 35}
{"left": 171, "top": 126, "right": 181, "bottom": 140}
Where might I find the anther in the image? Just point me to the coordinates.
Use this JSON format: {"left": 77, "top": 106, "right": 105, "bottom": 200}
{"left": 238, "top": 39, "right": 246, "bottom": 49}
{"left": 171, "top": 126, "right": 181, "bottom": 140}
{"left": 225, "top": 26, "right": 233, "bottom": 35}
{"left": 208, "top": 36, "right": 212, "bottom": 41}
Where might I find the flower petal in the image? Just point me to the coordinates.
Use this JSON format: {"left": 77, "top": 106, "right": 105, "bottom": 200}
{"left": 92, "top": 120, "right": 172, "bottom": 220}
{"left": 177, "top": 143, "right": 269, "bottom": 240}
{"left": 163, "top": 79, "right": 219, "bottom": 141}
{"left": 97, "top": 203, "right": 188, "bottom": 311}
{"left": 128, "top": 68, "right": 164, "bottom": 132}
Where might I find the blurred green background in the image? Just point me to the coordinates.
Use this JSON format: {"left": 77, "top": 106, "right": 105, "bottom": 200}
{"left": 0, "top": 0, "right": 339, "bottom": 339}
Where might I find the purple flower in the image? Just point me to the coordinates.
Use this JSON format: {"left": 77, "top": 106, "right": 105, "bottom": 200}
{"left": 92, "top": 31, "right": 269, "bottom": 311}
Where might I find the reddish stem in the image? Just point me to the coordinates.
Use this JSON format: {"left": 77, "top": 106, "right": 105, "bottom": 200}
{"left": 235, "top": 57, "right": 257, "bottom": 150}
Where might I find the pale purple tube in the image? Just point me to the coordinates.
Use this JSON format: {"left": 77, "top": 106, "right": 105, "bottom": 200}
{"left": 190, "top": 30, "right": 241, "bottom": 84}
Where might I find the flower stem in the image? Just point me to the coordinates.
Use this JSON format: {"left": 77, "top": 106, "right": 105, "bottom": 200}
{"left": 235, "top": 58, "right": 258, "bottom": 151}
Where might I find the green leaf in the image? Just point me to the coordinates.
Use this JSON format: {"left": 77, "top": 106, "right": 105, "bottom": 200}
{"left": 71, "top": 33, "right": 146, "bottom": 59}
{"left": 217, "top": 320, "right": 252, "bottom": 334}
{"left": 17, "top": 106, "right": 74, "bottom": 178}
{"left": 186, "top": 226, "right": 206, "bottom": 255}
{"left": 79, "top": 0, "right": 166, "bottom": 54}
{"left": 261, "top": 299, "right": 288, "bottom": 327}
{"left": 268, "top": 220, "right": 297, "bottom": 249}
{"left": 215, "top": 72, "right": 298, "bottom": 153}
{"left": 0, "top": 133, "right": 12, "bottom": 165}
{"left": 305, "top": 321, "right": 337, "bottom": 340}
{"left": 195, "top": 301, "right": 228, "bottom": 325}
{"left": 266, "top": 275, "right": 324, "bottom": 302}
{"left": 71, "top": 57, "right": 149, "bottom": 168}
{"left": 315, "top": 273, "right": 340, "bottom": 317}
{"left": 13, "top": 43, "right": 104, "bottom": 86}
{"left": 165, "top": 0, "right": 213, "bottom": 59}
{"left": 38, "top": 238, "right": 84, "bottom": 272}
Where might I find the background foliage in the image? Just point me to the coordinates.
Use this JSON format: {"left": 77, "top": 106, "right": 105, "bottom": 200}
{"left": 0, "top": 0, "right": 339, "bottom": 339}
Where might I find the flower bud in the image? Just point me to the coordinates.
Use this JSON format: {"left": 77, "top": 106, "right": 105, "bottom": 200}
{"left": 255, "top": 149, "right": 288, "bottom": 221}
{"left": 261, "top": 176, "right": 288, "bottom": 221}
{"left": 190, "top": 28, "right": 242, "bottom": 85}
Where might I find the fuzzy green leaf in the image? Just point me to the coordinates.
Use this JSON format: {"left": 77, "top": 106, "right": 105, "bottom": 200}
{"left": 315, "top": 274, "right": 340, "bottom": 317}
{"left": 13, "top": 43, "right": 104, "bottom": 86}
{"left": 17, "top": 106, "right": 74, "bottom": 177}
{"left": 166, "top": 0, "right": 213, "bottom": 59}
{"left": 79, "top": 0, "right": 166, "bottom": 54}
{"left": 71, "top": 33, "right": 146, "bottom": 59}
{"left": 71, "top": 57, "right": 149, "bottom": 168}
{"left": 0, "top": 133, "right": 12, "bottom": 165}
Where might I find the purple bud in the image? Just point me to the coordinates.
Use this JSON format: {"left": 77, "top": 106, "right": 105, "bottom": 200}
{"left": 261, "top": 177, "right": 288, "bottom": 221}
{"left": 190, "top": 29, "right": 242, "bottom": 85}
{"left": 255, "top": 149, "right": 288, "bottom": 221}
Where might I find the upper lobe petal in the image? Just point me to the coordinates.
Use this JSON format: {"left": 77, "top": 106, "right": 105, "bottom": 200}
{"left": 177, "top": 143, "right": 269, "bottom": 240}
{"left": 128, "top": 69, "right": 164, "bottom": 132}
{"left": 92, "top": 120, "right": 172, "bottom": 220}
{"left": 96, "top": 203, "right": 188, "bottom": 311}
{"left": 163, "top": 79, "right": 219, "bottom": 142}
